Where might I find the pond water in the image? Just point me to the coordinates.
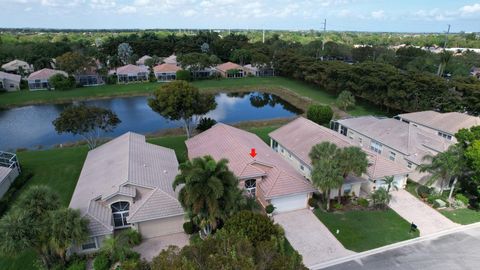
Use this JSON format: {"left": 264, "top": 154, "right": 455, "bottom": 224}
{"left": 0, "top": 92, "right": 302, "bottom": 150}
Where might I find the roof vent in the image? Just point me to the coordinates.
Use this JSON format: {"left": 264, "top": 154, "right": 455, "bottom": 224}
{"left": 143, "top": 163, "right": 148, "bottom": 167}
{"left": 163, "top": 170, "right": 167, "bottom": 174}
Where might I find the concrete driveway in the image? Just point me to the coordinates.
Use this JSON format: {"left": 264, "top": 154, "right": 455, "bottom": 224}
{"left": 389, "top": 190, "right": 459, "bottom": 236}
{"left": 274, "top": 209, "right": 355, "bottom": 268}
{"left": 133, "top": 232, "right": 189, "bottom": 261}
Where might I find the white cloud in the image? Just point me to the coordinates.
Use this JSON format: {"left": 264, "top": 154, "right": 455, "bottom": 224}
{"left": 117, "top": 5, "right": 137, "bottom": 14}
{"left": 371, "top": 10, "right": 385, "bottom": 19}
{"left": 183, "top": 9, "right": 198, "bottom": 17}
{"left": 89, "top": 0, "right": 116, "bottom": 9}
{"left": 459, "top": 3, "right": 480, "bottom": 16}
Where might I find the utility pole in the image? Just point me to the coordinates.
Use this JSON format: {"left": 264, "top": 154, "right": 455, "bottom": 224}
{"left": 442, "top": 24, "right": 451, "bottom": 49}
{"left": 321, "top": 19, "right": 327, "bottom": 51}
{"left": 262, "top": 29, "right": 265, "bottom": 44}
{"left": 437, "top": 24, "right": 451, "bottom": 76}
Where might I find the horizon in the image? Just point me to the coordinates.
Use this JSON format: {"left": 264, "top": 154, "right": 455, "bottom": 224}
{"left": 2, "top": 1, "right": 480, "bottom": 33}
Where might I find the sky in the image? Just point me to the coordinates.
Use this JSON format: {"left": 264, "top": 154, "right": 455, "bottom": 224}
{"left": 1, "top": 0, "right": 480, "bottom": 32}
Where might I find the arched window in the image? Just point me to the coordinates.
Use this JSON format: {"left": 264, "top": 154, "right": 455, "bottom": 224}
{"left": 245, "top": 179, "right": 256, "bottom": 197}
{"left": 111, "top": 201, "right": 130, "bottom": 228}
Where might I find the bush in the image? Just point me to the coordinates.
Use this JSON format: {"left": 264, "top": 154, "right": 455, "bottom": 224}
{"left": 196, "top": 117, "right": 217, "bottom": 132}
{"left": 306, "top": 104, "right": 333, "bottom": 125}
{"left": 333, "top": 202, "right": 343, "bottom": 210}
{"left": 357, "top": 198, "right": 369, "bottom": 208}
{"left": 120, "top": 228, "right": 142, "bottom": 246}
{"left": 176, "top": 70, "right": 192, "bottom": 81}
{"left": 427, "top": 194, "right": 440, "bottom": 205}
{"left": 417, "top": 185, "right": 432, "bottom": 198}
{"left": 106, "top": 75, "right": 117, "bottom": 84}
{"left": 149, "top": 71, "right": 157, "bottom": 82}
{"left": 265, "top": 204, "right": 275, "bottom": 214}
{"left": 183, "top": 221, "right": 194, "bottom": 235}
{"left": 93, "top": 253, "right": 111, "bottom": 270}
{"left": 469, "top": 197, "right": 479, "bottom": 210}
{"left": 455, "top": 193, "right": 469, "bottom": 205}
{"left": 50, "top": 74, "right": 76, "bottom": 90}
{"left": 66, "top": 260, "right": 86, "bottom": 270}
{"left": 223, "top": 210, "right": 281, "bottom": 244}
{"left": 308, "top": 197, "right": 317, "bottom": 208}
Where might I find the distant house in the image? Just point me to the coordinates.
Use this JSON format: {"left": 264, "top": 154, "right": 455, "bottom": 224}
{"left": 136, "top": 55, "right": 152, "bottom": 67}
{"left": 244, "top": 64, "right": 275, "bottom": 77}
{"left": 69, "top": 132, "right": 184, "bottom": 254}
{"left": 470, "top": 67, "right": 480, "bottom": 79}
{"left": 75, "top": 68, "right": 105, "bottom": 87}
{"left": 163, "top": 54, "right": 177, "bottom": 65}
{"left": 113, "top": 64, "right": 149, "bottom": 84}
{"left": 27, "top": 68, "right": 68, "bottom": 90}
{"left": 153, "top": 63, "right": 181, "bottom": 82}
{"left": 0, "top": 71, "right": 21, "bottom": 91}
{"left": 190, "top": 67, "right": 216, "bottom": 79}
{"left": 0, "top": 151, "right": 20, "bottom": 199}
{"left": 214, "top": 62, "right": 246, "bottom": 78}
{"left": 270, "top": 117, "right": 410, "bottom": 198}
{"left": 186, "top": 123, "right": 316, "bottom": 213}
{"left": 1, "top": 59, "right": 34, "bottom": 74}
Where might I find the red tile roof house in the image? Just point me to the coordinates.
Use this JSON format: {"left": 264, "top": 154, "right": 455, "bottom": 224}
{"left": 112, "top": 64, "right": 149, "bottom": 84}
{"left": 69, "top": 132, "right": 185, "bottom": 254}
{"left": 136, "top": 55, "right": 152, "bottom": 67}
{"left": 186, "top": 123, "right": 316, "bottom": 213}
{"left": 214, "top": 62, "right": 246, "bottom": 78}
{"left": 269, "top": 117, "right": 410, "bottom": 199}
{"left": 0, "top": 71, "right": 21, "bottom": 91}
{"left": 27, "top": 68, "right": 68, "bottom": 90}
{"left": 74, "top": 67, "right": 105, "bottom": 87}
{"left": 153, "top": 63, "right": 182, "bottom": 82}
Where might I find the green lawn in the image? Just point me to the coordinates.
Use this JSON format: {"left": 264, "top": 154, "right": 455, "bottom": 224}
{"left": 0, "top": 77, "right": 385, "bottom": 116}
{"left": 314, "top": 209, "right": 419, "bottom": 252}
{"left": 0, "top": 126, "right": 280, "bottom": 269}
{"left": 440, "top": 208, "right": 480, "bottom": 225}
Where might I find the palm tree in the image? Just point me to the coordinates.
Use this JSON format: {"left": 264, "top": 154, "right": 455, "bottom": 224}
{"left": 370, "top": 187, "right": 391, "bottom": 209}
{"left": 337, "top": 146, "right": 369, "bottom": 202}
{"left": 382, "top": 176, "right": 398, "bottom": 193}
{"left": 309, "top": 142, "right": 344, "bottom": 210}
{"left": 417, "top": 145, "right": 464, "bottom": 197}
{"left": 173, "top": 155, "right": 240, "bottom": 238}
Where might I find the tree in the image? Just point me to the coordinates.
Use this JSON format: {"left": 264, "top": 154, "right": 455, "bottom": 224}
{"left": 175, "top": 70, "right": 191, "bottom": 81}
{"left": 196, "top": 117, "right": 217, "bottom": 132}
{"left": 172, "top": 156, "right": 242, "bottom": 238}
{"left": 148, "top": 80, "right": 216, "bottom": 138}
{"left": 382, "top": 176, "right": 398, "bottom": 194}
{"left": 336, "top": 90, "right": 356, "bottom": 111}
{"left": 230, "top": 49, "right": 251, "bottom": 66}
{"left": 370, "top": 187, "right": 391, "bottom": 209}
{"left": 49, "top": 74, "right": 76, "bottom": 90}
{"left": 418, "top": 144, "right": 465, "bottom": 196}
{"left": 200, "top": 42, "right": 210, "bottom": 53}
{"left": 309, "top": 142, "right": 343, "bottom": 210}
{"left": 336, "top": 146, "right": 368, "bottom": 202}
{"left": 307, "top": 104, "right": 333, "bottom": 126}
{"left": 223, "top": 211, "right": 281, "bottom": 244}
{"left": 117, "top": 43, "right": 133, "bottom": 65}
{"left": 56, "top": 52, "right": 92, "bottom": 74}
{"left": 52, "top": 104, "right": 121, "bottom": 149}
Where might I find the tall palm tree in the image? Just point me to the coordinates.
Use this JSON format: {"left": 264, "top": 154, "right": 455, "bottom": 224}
{"left": 309, "top": 142, "right": 344, "bottom": 210}
{"left": 418, "top": 145, "right": 464, "bottom": 197}
{"left": 337, "top": 146, "right": 369, "bottom": 202}
{"left": 173, "top": 155, "right": 240, "bottom": 238}
{"left": 382, "top": 176, "right": 398, "bottom": 193}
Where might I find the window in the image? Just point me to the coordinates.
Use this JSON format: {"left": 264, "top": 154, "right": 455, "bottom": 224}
{"left": 288, "top": 153, "right": 292, "bottom": 159}
{"left": 340, "top": 126, "right": 348, "bottom": 136}
{"left": 300, "top": 165, "right": 304, "bottom": 171}
{"left": 343, "top": 184, "right": 352, "bottom": 195}
{"left": 271, "top": 140, "right": 278, "bottom": 151}
{"left": 389, "top": 151, "right": 396, "bottom": 161}
{"left": 438, "top": 131, "right": 453, "bottom": 140}
{"left": 244, "top": 179, "right": 256, "bottom": 197}
{"left": 358, "top": 137, "right": 362, "bottom": 144}
{"left": 111, "top": 201, "right": 130, "bottom": 228}
{"left": 407, "top": 162, "right": 413, "bottom": 169}
{"left": 81, "top": 237, "right": 97, "bottom": 250}
{"left": 370, "top": 140, "right": 383, "bottom": 154}
{"left": 281, "top": 148, "right": 284, "bottom": 153}
{"left": 348, "top": 131, "right": 354, "bottom": 140}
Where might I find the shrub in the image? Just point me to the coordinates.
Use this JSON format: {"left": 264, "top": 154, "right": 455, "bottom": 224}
{"left": 176, "top": 70, "right": 192, "bottom": 81}
{"left": 306, "top": 104, "right": 333, "bottom": 125}
{"left": 417, "top": 185, "right": 432, "bottom": 198}
{"left": 357, "top": 198, "right": 369, "bottom": 208}
{"left": 265, "top": 204, "right": 275, "bottom": 214}
{"left": 106, "top": 75, "right": 117, "bottom": 84}
{"left": 66, "top": 260, "right": 86, "bottom": 270}
{"left": 223, "top": 211, "right": 281, "bottom": 244}
{"left": 308, "top": 197, "right": 317, "bottom": 208}
{"left": 455, "top": 193, "right": 469, "bottom": 205}
{"left": 121, "top": 258, "right": 150, "bottom": 270}
{"left": 196, "top": 117, "right": 217, "bottom": 132}
{"left": 120, "top": 228, "right": 142, "bottom": 246}
{"left": 149, "top": 71, "right": 157, "bottom": 82}
{"left": 469, "top": 197, "right": 479, "bottom": 210}
{"left": 333, "top": 202, "right": 343, "bottom": 210}
{"left": 50, "top": 74, "right": 76, "bottom": 90}
{"left": 183, "top": 221, "right": 194, "bottom": 235}
{"left": 93, "top": 253, "right": 111, "bottom": 270}
{"left": 427, "top": 194, "right": 440, "bottom": 205}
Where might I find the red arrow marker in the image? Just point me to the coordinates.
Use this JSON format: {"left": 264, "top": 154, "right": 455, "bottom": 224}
{"left": 250, "top": 148, "right": 257, "bottom": 158}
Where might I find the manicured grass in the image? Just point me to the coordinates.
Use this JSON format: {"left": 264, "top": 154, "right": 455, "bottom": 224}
{"left": 147, "top": 135, "right": 188, "bottom": 163}
{"left": 314, "top": 209, "right": 420, "bottom": 252}
{"left": 440, "top": 208, "right": 480, "bottom": 225}
{"left": 0, "top": 251, "right": 37, "bottom": 270}
{"left": 0, "top": 77, "right": 386, "bottom": 116}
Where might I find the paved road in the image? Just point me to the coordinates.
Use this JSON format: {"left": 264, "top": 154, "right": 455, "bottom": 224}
{"left": 274, "top": 209, "right": 355, "bottom": 268}
{"left": 389, "top": 190, "right": 459, "bottom": 236}
{"left": 323, "top": 225, "right": 480, "bottom": 270}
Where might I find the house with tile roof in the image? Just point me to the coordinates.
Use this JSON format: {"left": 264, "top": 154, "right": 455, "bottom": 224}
{"left": 69, "top": 132, "right": 184, "bottom": 254}
{"left": 153, "top": 63, "right": 182, "bottom": 82}
{"left": 0, "top": 71, "right": 21, "bottom": 91}
{"left": 112, "top": 64, "right": 149, "bottom": 84}
{"left": 136, "top": 55, "right": 152, "bottom": 66}
{"left": 244, "top": 64, "right": 275, "bottom": 77}
{"left": 27, "top": 68, "right": 68, "bottom": 90}
{"left": 0, "top": 151, "right": 20, "bottom": 200}
{"left": 395, "top": 111, "right": 480, "bottom": 143}
{"left": 270, "top": 117, "right": 410, "bottom": 198}
{"left": 214, "top": 62, "right": 246, "bottom": 78}
{"left": 186, "top": 123, "right": 316, "bottom": 213}
{"left": 163, "top": 54, "right": 178, "bottom": 65}
{"left": 331, "top": 115, "right": 455, "bottom": 184}
{"left": 1, "top": 59, "right": 34, "bottom": 74}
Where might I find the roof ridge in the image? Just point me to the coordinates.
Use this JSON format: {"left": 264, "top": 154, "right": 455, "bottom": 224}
{"left": 86, "top": 200, "right": 113, "bottom": 232}
{"left": 127, "top": 187, "right": 158, "bottom": 220}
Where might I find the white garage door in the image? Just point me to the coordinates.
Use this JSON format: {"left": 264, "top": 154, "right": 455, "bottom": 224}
{"left": 270, "top": 193, "right": 308, "bottom": 213}
{"left": 137, "top": 215, "right": 184, "bottom": 238}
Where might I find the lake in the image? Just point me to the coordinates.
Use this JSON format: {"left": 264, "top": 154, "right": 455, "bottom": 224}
{"left": 0, "top": 92, "right": 302, "bottom": 150}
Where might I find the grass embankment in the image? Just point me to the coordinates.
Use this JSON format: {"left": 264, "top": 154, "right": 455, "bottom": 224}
{"left": 314, "top": 209, "right": 420, "bottom": 252}
{"left": 0, "top": 77, "right": 385, "bottom": 117}
{"left": 0, "top": 125, "right": 279, "bottom": 269}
